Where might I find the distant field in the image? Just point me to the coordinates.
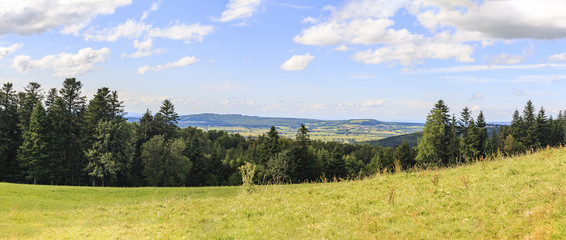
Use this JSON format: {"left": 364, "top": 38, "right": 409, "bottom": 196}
{"left": 2, "top": 147, "right": 565, "bottom": 239}
{"left": 171, "top": 113, "right": 424, "bottom": 143}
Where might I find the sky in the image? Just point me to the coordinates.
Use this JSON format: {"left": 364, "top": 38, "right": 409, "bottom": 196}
{"left": 1, "top": 0, "right": 566, "bottom": 122}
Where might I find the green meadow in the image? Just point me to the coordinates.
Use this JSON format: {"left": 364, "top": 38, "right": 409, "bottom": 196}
{"left": 2, "top": 147, "right": 565, "bottom": 239}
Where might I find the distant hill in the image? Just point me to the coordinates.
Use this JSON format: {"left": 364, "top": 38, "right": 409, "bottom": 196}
{"left": 363, "top": 132, "right": 422, "bottom": 148}
{"left": 364, "top": 123, "right": 504, "bottom": 148}
{"left": 128, "top": 113, "right": 424, "bottom": 143}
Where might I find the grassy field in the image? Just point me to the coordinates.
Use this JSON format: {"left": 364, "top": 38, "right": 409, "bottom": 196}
{"left": 1, "top": 148, "right": 565, "bottom": 239}
{"left": 203, "top": 123, "right": 422, "bottom": 143}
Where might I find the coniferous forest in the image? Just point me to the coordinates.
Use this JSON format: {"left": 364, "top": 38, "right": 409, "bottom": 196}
{"left": 1, "top": 79, "right": 565, "bottom": 187}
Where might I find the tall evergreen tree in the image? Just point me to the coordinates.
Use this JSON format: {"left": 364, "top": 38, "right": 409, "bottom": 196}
{"left": 85, "top": 120, "right": 133, "bottom": 186}
{"left": 326, "top": 145, "right": 346, "bottom": 178}
{"left": 45, "top": 96, "right": 66, "bottom": 184}
{"left": 17, "top": 101, "right": 48, "bottom": 184}
{"left": 536, "top": 107, "right": 550, "bottom": 147}
{"left": 416, "top": 107, "right": 445, "bottom": 167}
{"left": 522, "top": 100, "right": 538, "bottom": 148}
{"left": 0, "top": 83, "right": 22, "bottom": 181}
{"left": 476, "top": 111, "right": 488, "bottom": 158}
{"left": 154, "top": 99, "right": 179, "bottom": 139}
{"left": 59, "top": 78, "right": 87, "bottom": 185}
{"left": 293, "top": 124, "right": 316, "bottom": 181}
{"left": 17, "top": 82, "right": 43, "bottom": 131}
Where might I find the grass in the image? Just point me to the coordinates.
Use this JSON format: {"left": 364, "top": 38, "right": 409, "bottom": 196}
{"left": 1, "top": 147, "right": 566, "bottom": 239}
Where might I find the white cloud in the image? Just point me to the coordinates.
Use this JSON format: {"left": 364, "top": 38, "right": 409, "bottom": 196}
{"left": 279, "top": 3, "right": 313, "bottom": 10}
{"left": 217, "top": 0, "right": 263, "bottom": 22}
{"left": 149, "top": 23, "right": 214, "bottom": 43}
{"left": 137, "top": 56, "right": 199, "bottom": 74}
{"left": 0, "top": 0, "right": 131, "bottom": 35}
{"left": 487, "top": 53, "right": 524, "bottom": 65}
{"left": 412, "top": 0, "right": 566, "bottom": 40}
{"left": 84, "top": 19, "right": 150, "bottom": 42}
{"left": 122, "top": 38, "right": 166, "bottom": 58}
{"left": 333, "top": 45, "right": 351, "bottom": 51}
{"left": 302, "top": 17, "right": 317, "bottom": 24}
{"left": 549, "top": 53, "right": 566, "bottom": 62}
{"left": 294, "top": 0, "right": 566, "bottom": 68}
{"left": 141, "top": 0, "right": 162, "bottom": 21}
{"left": 11, "top": 47, "right": 111, "bottom": 77}
{"left": 280, "top": 53, "right": 315, "bottom": 71}
{"left": 470, "top": 93, "right": 483, "bottom": 100}
{"left": 0, "top": 43, "right": 23, "bottom": 59}
{"left": 294, "top": 0, "right": 473, "bottom": 66}
{"left": 351, "top": 37, "right": 474, "bottom": 66}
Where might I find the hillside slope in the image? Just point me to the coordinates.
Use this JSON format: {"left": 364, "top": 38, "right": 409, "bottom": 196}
{"left": 1, "top": 148, "right": 565, "bottom": 239}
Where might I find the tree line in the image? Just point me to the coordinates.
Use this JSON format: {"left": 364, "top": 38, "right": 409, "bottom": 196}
{"left": 1, "top": 79, "right": 565, "bottom": 187}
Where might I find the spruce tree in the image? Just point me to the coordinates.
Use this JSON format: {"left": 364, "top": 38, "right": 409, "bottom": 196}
{"left": 85, "top": 120, "right": 133, "bottom": 186}
{"left": 416, "top": 108, "right": 445, "bottom": 167}
{"left": 476, "top": 111, "right": 488, "bottom": 158}
{"left": 155, "top": 99, "right": 179, "bottom": 139}
{"left": 536, "top": 107, "right": 550, "bottom": 147}
{"left": 0, "top": 83, "right": 22, "bottom": 181}
{"left": 59, "top": 78, "right": 87, "bottom": 185}
{"left": 17, "top": 101, "right": 48, "bottom": 184}
{"left": 522, "top": 100, "right": 538, "bottom": 148}
{"left": 18, "top": 82, "right": 43, "bottom": 131}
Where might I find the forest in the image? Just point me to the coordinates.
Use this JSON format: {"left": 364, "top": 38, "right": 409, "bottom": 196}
{"left": 1, "top": 78, "right": 565, "bottom": 187}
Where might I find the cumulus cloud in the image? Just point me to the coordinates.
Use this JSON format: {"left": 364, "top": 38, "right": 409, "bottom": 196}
{"left": 294, "top": 0, "right": 566, "bottom": 68}
{"left": 280, "top": 53, "right": 315, "bottom": 71}
{"left": 549, "top": 53, "right": 566, "bottom": 62}
{"left": 137, "top": 56, "right": 199, "bottom": 74}
{"left": 294, "top": 0, "right": 474, "bottom": 66}
{"left": 333, "top": 45, "right": 352, "bottom": 51}
{"left": 149, "top": 23, "right": 214, "bottom": 43}
{"left": 302, "top": 17, "right": 317, "bottom": 24}
{"left": 411, "top": 0, "right": 566, "bottom": 40}
{"left": 0, "top": 43, "right": 23, "bottom": 59}
{"left": 11, "top": 47, "right": 111, "bottom": 77}
{"left": 487, "top": 53, "right": 524, "bottom": 65}
{"left": 122, "top": 38, "right": 166, "bottom": 58}
{"left": 84, "top": 19, "right": 150, "bottom": 42}
{"left": 0, "top": 0, "right": 131, "bottom": 35}
{"left": 351, "top": 37, "right": 474, "bottom": 66}
{"left": 217, "top": 0, "right": 263, "bottom": 22}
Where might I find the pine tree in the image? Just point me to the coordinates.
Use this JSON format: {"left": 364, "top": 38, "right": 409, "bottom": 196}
{"left": 522, "top": 100, "right": 538, "bottom": 148}
{"left": 154, "top": 99, "right": 179, "bottom": 139}
{"left": 293, "top": 124, "right": 315, "bottom": 181}
{"left": 395, "top": 139, "right": 415, "bottom": 169}
{"left": 85, "top": 120, "right": 133, "bottom": 186}
{"left": 17, "top": 101, "right": 48, "bottom": 184}
{"left": 326, "top": 145, "right": 346, "bottom": 179}
{"left": 509, "top": 109, "right": 524, "bottom": 143}
{"left": 45, "top": 96, "right": 66, "bottom": 185}
{"left": 536, "top": 107, "right": 550, "bottom": 147}
{"left": 416, "top": 108, "right": 445, "bottom": 167}
{"left": 0, "top": 83, "right": 22, "bottom": 181}
{"left": 476, "top": 111, "right": 488, "bottom": 158}
{"left": 17, "top": 82, "right": 43, "bottom": 131}
{"left": 59, "top": 78, "right": 87, "bottom": 185}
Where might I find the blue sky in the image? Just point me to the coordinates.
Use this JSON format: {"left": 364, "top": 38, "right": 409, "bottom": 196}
{"left": 1, "top": 0, "right": 566, "bottom": 122}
